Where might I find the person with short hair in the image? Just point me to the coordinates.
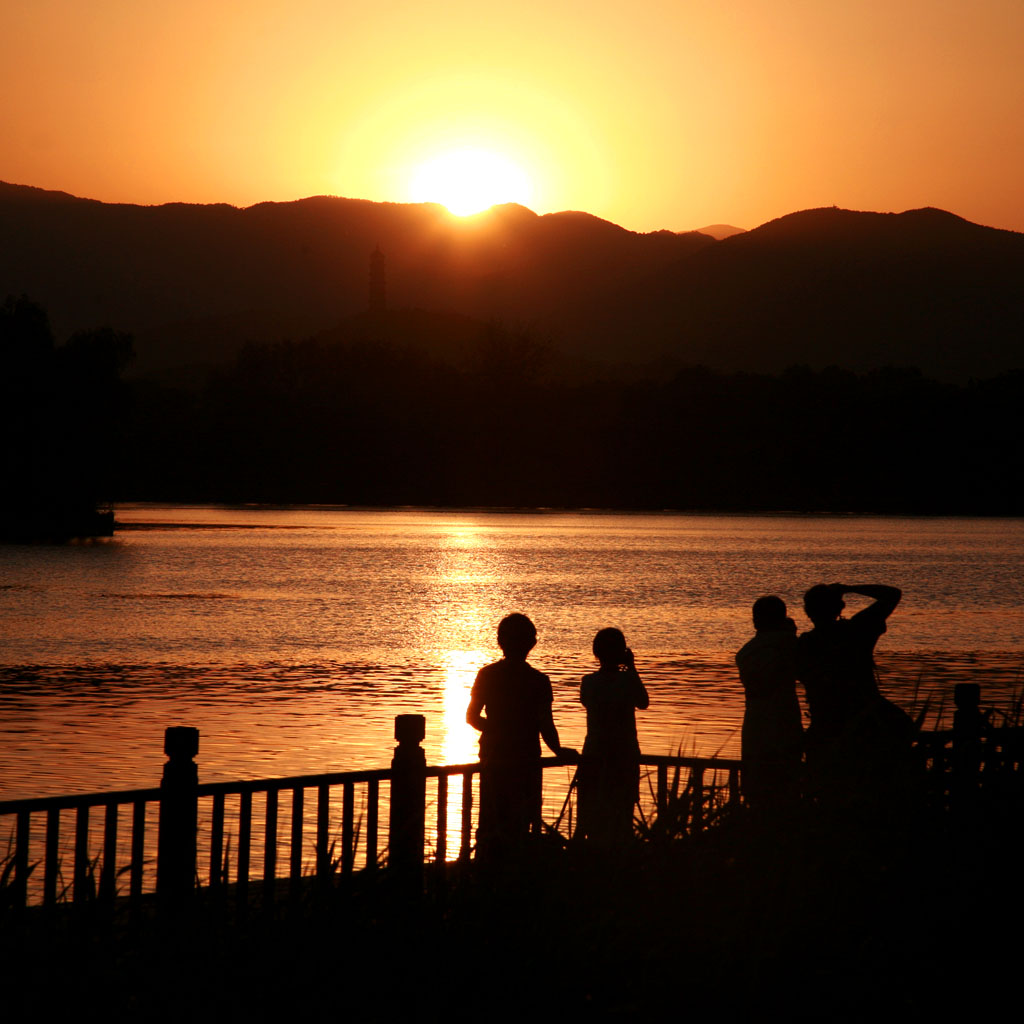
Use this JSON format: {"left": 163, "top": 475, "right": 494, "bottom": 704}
{"left": 466, "top": 613, "right": 573, "bottom": 857}
{"left": 797, "top": 583, "right": 913, "bottom": 802}
{"left": 735, "top": 596, "right": 802, "bottom": 808}
{"left": 578, "top": 627, "right": 650, "bottom": 846}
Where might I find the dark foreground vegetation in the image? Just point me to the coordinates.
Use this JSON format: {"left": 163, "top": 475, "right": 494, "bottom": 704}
{"left": 3, "top": 797, "right": 1021, "bottom": 1020}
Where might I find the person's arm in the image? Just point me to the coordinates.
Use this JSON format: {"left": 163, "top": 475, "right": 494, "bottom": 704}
{"left": 466, "top": 688, "right": 486, "bottom": 732}
{"left": 633, "top": 673, "right": 650, "bottom": 710}
{"left": 622, "top": 649, "right": 650, "bottom": 710}
{"left": 838, "top": 584, "right": 902, "bottom": 619}
{"left": 539, "top": 703, "right": 564, "bottom": 755}
{"left": 540, "top": 695, "right": 576, "bottom": 758}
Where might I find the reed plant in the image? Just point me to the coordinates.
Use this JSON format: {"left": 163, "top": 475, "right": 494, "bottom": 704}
{"left": 0, "top": 836, "right": 36, "bottom": 914}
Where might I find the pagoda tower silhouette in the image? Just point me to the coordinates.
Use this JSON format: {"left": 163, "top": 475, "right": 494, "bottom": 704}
{"left": 368, "top": 245, "right": 386, "bottom": 313}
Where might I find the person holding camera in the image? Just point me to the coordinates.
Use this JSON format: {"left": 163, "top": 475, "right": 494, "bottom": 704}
{"left": 578, "top": 627, "right": 650, "bottom": 846}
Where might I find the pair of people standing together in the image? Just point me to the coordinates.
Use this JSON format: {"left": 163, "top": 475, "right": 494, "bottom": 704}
{"left": 736, "top": 583, "right": 913, "bottom": 808}
{"left": 465, "top": 613, "right": 648, "bottom": 856}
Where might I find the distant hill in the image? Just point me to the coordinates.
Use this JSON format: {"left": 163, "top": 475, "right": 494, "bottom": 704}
{"left": 626, "top": 206, "right": 1024, "bottom": 379}
{"left": 1, "top": 183, "right": 1021, "bottom": 380}
{"left": 694, "top": 224, "right": 746, "bottom": 240}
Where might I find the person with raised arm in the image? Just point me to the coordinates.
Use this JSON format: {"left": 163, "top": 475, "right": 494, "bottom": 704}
{"left": 797, "top": 583, "right": 914, "bottom": 802}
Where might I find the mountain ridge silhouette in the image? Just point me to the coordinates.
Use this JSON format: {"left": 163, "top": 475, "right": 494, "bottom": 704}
{"left": 1, "top": 182, "right": 1020, "bottom": 380}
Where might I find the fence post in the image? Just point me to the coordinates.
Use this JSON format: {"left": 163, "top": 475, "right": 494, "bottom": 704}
{"left": 157, "top": 726, "right": 200, "bottom": 902}
{"left": 389, "top": 714, "right": 426, "bottom": 883}
{"left": 952, "top": 683, "right": 982, "bottom": 809}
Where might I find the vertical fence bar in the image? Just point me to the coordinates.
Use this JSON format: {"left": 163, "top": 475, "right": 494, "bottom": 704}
{"left": 263, "top": 788, "right": 278, "bottom": 902}
{"left": 44, "top": 807, "right": 59, "bottom": 906}
{"left": 341, "top": 781, "right": 354, "bottom": 878}
{"left": 436, "top": 774, "right": 448, "bottom": 863}
{"left": 657, "top": 764, "right": 668, "bottom": 816}
{"left": 366, "top": 779, "right": 379, "bottom": 870}
{"left": 14, "top": 809, "right": 30, "bottom": 910}
{"left": 315, "top": 784, "right": 330, "bottom": 880}
{"left": 130, "top": 800, "right": 145, "bottom": 901}
{"left": 460, "top": 770, "right": 473, "bottom": 860}
{"left": 289, "top": 787, "right": 304, "bottom": 893}
{"left": 237, "top": 789, "right": 252, "bottom": 906}
{"left": 73, "top": 805, "right": 90, "bottom": 903}
{"left": 100, "top": 803, "right": 118, "bottom": 902}
{"left": 210, "top": 793, "right": 225, "bottom": 890}
{"left": 728, "top": 767, "right": 740, "bottom": 807}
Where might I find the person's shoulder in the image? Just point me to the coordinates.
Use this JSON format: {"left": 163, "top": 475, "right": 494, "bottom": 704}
{"left": 580, "top": 671, "right": 597, "bottom": 702}
{"left": 524, "top": 662, "right": 554, "bottom": 701}
{"left": 736, "top": 635, "right": 760, "bottom": 663}
{"left": 527, "top": 662, "right": 553, "bottom": 688}
{"left": 498, "top": 658, "right": 551, "bottom": 690}
{"left": 472, "top": 659, "right": 504, "bottom": 691}
{"left": 475, "top": 659, "right": 504, "bottom": 680}
{"left": 736, "top": 635, "right": 756, "bottom": 657}
{"left": 502, "top": 659, "right": 548, "bottom": 683}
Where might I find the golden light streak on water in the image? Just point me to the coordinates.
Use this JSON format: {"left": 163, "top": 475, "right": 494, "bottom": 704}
{"left": 441, "top": 649, "right": 485, "bottom": 767}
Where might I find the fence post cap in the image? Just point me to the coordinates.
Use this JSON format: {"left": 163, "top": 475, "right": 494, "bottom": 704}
{"left": 164, "top": 726, "right": 200, "bottom": 759}
{"left": 394, "top": 714, "right": 425, "bottom": 745}
{"left": 953, "top": 683, "right": 981, "bottom": 710}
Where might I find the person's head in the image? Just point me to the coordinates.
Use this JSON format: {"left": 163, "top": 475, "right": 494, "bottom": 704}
{"left": 593, "top": 626, "right": 627, "bottom": 668}
{"left": 497, "top": 613, "right": 537, "bottom": 660}
{"left": 752, "top": 595, "right": 788, "bottom": 631}
{"left": 804, "top": 584, "right": 844, "bottom": 627}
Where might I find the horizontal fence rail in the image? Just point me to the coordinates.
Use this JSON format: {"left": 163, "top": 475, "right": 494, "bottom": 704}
{"left": 3, "top": 688, "right": 1019, "bottom": 912}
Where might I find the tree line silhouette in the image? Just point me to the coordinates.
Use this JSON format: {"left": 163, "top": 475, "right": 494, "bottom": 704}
{"left": 1, "top": 295, "right": 132, "bottom": 534}
{"left": 122, "top": 323, "right": 1022, "bottom": 514}
{"left": 3, "top": 294, "right": 1020, "bottom": 515}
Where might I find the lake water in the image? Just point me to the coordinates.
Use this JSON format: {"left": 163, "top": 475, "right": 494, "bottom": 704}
{"left": 1, "top": 506, "right": 1022, "bottom": 802}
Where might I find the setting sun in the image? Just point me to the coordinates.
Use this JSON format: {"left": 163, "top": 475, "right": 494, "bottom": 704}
{"left": 408, "top": 148, "right": 533, "bottom": 216}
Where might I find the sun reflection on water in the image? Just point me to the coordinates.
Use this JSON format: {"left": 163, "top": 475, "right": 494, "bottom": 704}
{"left": 441, "top": 649, "right": 485, "bottom": 766}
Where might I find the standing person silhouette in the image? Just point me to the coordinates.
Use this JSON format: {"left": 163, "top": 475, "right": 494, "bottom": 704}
{"left": 735, "top": 596, "right": 803, "bottom": 808}
{"left": 797, "top": 583, "right": 913, "bottom": 802}
{"left": 578, "top": 628, "right": 649, "bottom": 846}
{"left": 466, "top": 613, "right": 573, "bottom": 858}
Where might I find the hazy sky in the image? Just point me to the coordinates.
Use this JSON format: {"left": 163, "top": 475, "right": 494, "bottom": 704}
{"left": 5, "top": 0, "right": 1023, "bottom": 232}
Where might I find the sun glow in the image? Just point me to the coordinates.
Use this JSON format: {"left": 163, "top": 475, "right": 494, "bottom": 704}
{"left": 409, "top": 148, "right": 533, "bottom": 216}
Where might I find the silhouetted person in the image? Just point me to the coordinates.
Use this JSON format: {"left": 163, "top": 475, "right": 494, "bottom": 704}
{"left": 466, "top": 614, "right": 573, "bottom": 858}
{"left": 736, "top": 596, "right": 802, "bottom": 808}
{"left": 797, "top": 583, "right": 914, "bottom": 804}
{"left": 578, "top": 628, "right": 650, "bottom": 846}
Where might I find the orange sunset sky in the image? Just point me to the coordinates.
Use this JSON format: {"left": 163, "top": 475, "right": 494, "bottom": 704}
{"left": 5, "top": 0, "right": 1023, "bottom": 233}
